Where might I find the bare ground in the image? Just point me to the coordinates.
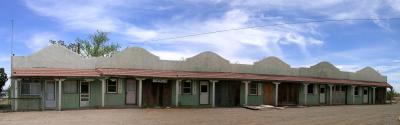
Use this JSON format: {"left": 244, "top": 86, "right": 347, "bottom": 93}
{"left": 0, "top": 103, "right": 399, "bottom": 125}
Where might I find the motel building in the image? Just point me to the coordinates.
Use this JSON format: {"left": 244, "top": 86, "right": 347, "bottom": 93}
{"left": 10, "top": 45, "right": 392, "bottom": 111}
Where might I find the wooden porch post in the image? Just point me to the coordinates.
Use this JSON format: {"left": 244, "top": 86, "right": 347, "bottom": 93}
{"left": 303, "top": 83, "right": 309, "bottom": 106}
{"left": 175, "top": 79, "right": 181, "bottom": 107}
{"left": 352, "top": 85, "right": 355, "bottom": 104}
{"left": 56, "top": 79, "right": 65, "bottom": 111}
{"left": 372, "top": 87, "right": 376, "bottom": 104}
{"left": 329, "top": 84, "right": 333, "bottom": 105}
{"left": 13, "top": 79, "right": 21, "bottom": 111}
{"left": 101, "top": 79, "right": 106, "bottom": 107}
{"left": 136, "top": 78, "right": 145, "bottom": 107}
{"left": 243, "top": 81, "right": 250, "bottom": 106}
{"left": 273, "top": 82, "right": 280, "bottom": 107}
{"left": 210, "top": 80, "right": 218, "bottom": 107}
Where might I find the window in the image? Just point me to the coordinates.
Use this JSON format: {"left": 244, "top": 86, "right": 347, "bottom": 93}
{"left": 63, "top": 81, "right": 77, "bottom": 93}
{"left": 182, "top": 81, "right": 192, "bottom": 94}
{"left": 20, "top": 80, "right": 41, "bottom": 95}
{"left": 107, "top": 79, "right": 118, "bottom": 93}
{"left": 341, "top": 86, "right": 346, "bottom": 92}
{"left": 335, "top": 85, "right": 340, "bottom": 91}
{"left": 307, "top": 84, "right": 314, "bottom": 94}
{"left": 354, "top": 87, "right": 359, "bottom": 96}
{"left": 249, "top": 83, "right": 259, "bottom": 95}
{"left": 363, "top": 88, "right": 368, "bottom": 95}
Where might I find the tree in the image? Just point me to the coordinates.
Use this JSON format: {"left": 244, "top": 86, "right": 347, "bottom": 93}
{"left": 49, "top": 40, "right": 80, "bottom": 53}
{"left": 49, "top": 30, "right": 120, "bottom": 57}
{"left": 0, "top": 68, "right": 8, "bottom": 93}
{"left": 76, "top": 30, "right": 120, "bottom": 57}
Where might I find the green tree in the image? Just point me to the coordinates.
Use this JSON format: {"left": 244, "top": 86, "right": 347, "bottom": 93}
{"left": 0, "top": 68, "right": 8, "bottom": 93}
{"left": 76, "top": 30, "right": 120, "bottom": 57}
{"left": 49, "top": 40, "right": 80, "bottom": 53}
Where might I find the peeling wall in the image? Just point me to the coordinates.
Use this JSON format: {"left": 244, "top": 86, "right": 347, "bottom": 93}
{"left": 13, "top": 45, "right": 387, "bottom": 82}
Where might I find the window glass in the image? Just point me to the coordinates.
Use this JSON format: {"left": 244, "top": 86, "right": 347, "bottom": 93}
{"left": 30, "top": 83, "right": 41, "bottom": 95}
{"left": 107, "top": 79, "right": 118, "bottom": 93}
{"left": 320, "top": 87, "right": 325, "bottom": 93}
{"left": 341, "top": 86, "right": 346, "bottom": 92}
{"left": 249, "top": 83, "right": 258, "bottom": 95}
{"left": 363, "top": 88, "right": 368, "bottom": 95}
{"left": 354, "top": 87, "right": 359, "bottom": 95}
{"left": 307, "top": 84, "right": 314, "bottom": 94}
{"left": 182, "top": 81, "right": 192, "bottom": 94}
{"left": 200, "top": 85, "right": 208, "bottom": 92}
{"left": 21, "top": 83, "right": 30, "bottom": 95}
{"left": 335, "top": 85, "right": 340, "bottom": 91}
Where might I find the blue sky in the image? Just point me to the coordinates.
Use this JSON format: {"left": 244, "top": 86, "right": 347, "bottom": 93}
{"left": 0, "top": 0, "right": 399, "bottom": 91}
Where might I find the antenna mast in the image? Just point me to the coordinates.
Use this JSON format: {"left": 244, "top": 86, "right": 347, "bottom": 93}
{"left": 10, "top": 20, "right": 14, "bottom": 78}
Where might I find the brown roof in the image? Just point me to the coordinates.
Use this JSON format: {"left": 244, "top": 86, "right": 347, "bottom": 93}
{"left": 13, "top": 68, "right": 391, "bottom": 87}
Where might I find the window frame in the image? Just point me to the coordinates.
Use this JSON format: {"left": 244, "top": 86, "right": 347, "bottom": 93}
{"left": 20, "top": 80, "right": 41, "bottom": 96}
{"left": 249, "top": 82, "right": 259, "bottom": 95}
{"left": 106, "top": 78, "right": 118, "bottom": 94}
{"left": 354, "top": 87, "right": 359, "bottom": 96}
{"left": 307, "top": 84, "right": 314, "bottom": 94}
{"left": 181, "top": 80, "right": 192, "bottom": 95}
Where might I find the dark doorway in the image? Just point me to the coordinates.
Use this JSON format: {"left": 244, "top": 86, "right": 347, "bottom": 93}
{"left": 278, "top": 83, "right": 299, "bottom": 106}
{"left": 375, "top": 87, "right": 386, "bottom": 104}
{"left": 143, "top": 79, "right": 172, "bottom": 107}
{"left": 215, "top": 81, "right": 241, "bottom": 107}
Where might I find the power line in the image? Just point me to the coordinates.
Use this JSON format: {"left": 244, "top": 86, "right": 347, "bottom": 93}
{"left": 132, "top": 17, "right": 400, "bottom": 43}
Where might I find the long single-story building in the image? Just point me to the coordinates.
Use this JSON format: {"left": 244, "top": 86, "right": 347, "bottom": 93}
{"left": 10, "top": 45, "right": 392, "bottom": 111}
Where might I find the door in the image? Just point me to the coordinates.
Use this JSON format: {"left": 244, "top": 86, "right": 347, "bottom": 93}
{"left": 263, "top": 83, "right": 273, "bottom": 105}
{"left": 45, "top": 81, "right": 56, "bottom": 108}
{"left": 80, "top": 82, "right": 90, "bottom": 107}
{"left": 363, "top": 88, "right": 368, "bottom": 103}
{"left": 319, "top": 85, "right": 326, "bottom": 104}
{"left": 126, "top": 79, "right": 137, "bottom": 105}
{"left": 278, "top": 83, "right": 299, "bottom": 106}
{"left": 199, "top": 81, "right": 209, "bottom": 105}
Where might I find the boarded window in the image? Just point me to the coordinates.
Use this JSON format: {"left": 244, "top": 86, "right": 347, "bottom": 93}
{"left": 21, "top": 80, "right": 41, "bottom": 95}
{"left": 249, "top": 83, "right": 259, "bottom": 95}
{"left": 307, "top": 84, "right": 314, "bottom": 94}
{"left": 107, "top": 78, "right": 118, "bottom": 93}
{"left": 63, "top": 81, "right": 77, "bottom": 93}
{"left": 182, "top": 81, "right": 192, "bottom": 94}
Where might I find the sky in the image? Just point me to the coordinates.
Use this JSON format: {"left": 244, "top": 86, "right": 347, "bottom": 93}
{"left": 0, "top": 0, "right": 399, "bottom": 91}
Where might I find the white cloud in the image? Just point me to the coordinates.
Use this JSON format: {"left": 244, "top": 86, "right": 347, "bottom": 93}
{"left": 27, "top": 32, "right": 59, "bottom": 51}
{"left": 145, "top": 9, "right": 323, "bottom": 63}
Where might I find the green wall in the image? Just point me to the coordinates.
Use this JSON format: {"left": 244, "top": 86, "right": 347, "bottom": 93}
{"left": 240, "top": 83, "right": 264, "bottom": 106}
{"left": 299, "top": 84, "right": 321, "bottom": 105}
{"left": 179, "top": 81, "right": 199, "bottom": 106}
{"left": 104, "top": 79, "right": 125, "bottom": 106}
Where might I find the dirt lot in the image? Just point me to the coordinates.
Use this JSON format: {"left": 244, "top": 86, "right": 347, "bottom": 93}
{"left": 0, "top": 103, "right": 399, "bottom": 125}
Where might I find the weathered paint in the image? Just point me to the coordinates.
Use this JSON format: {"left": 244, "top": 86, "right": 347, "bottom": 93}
{"left": 299, "top": 84, "right": 320, "bottom": 105}
{"left": 263, "top": 83, "right": 273, "bottom": 105}
{"left": 179, "top": 81, "right": 199, "bottom": 106}
{"left": 240, "top": 82, "right": 263, "bottom": 106}
{"left": 13, "top": 45, "right": 388, "bottom": 83}
{"left": 346, "top": 85, "right": 354, "bottom": 104}
{"left": 104, "top": 79, "right": 125, "bottom": 106}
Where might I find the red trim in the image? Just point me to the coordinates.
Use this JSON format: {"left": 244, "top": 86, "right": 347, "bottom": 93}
{"left": 12, "top": 68, "right": 391, "bottom": 87}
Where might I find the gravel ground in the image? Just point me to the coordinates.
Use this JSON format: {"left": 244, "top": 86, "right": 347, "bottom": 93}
{"left": 0, "top": 103, "right": 399, "bottom": 125}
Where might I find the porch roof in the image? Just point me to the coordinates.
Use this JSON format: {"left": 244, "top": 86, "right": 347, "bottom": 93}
{"left": 98, "top": 68, "right": 391, "bottom": 87}
{"left": 13, "top": 68, "right": 391, "bottom": 87}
